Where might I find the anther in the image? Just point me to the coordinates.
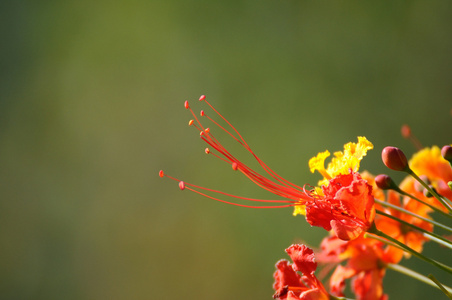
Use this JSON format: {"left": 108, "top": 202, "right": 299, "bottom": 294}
{"left": 199, "top": 95, "right": 206, "bottom": 101}
{"left": 232, "top": 162, "right": 238, "bottom": 171}
{"left": 159, "top": 170, "right": 164, "bottom": 177}
{"left": 200, "top": 110, "right": 205, "bottom": 116}
{"left": 200, "top": 131, "right": 204, "bottom": 137}
{"left": 205, "top": 128, "right": 210, "bottom": 133}
{"left": 188, "top": 120, "right": 194, "bottom": 126}
{"left": 184, "top": 101, "right": 190, "bottom": 109}
{"left": 205, "top": 148, "right": 210, "bottom": 154}
{"left": 179, "top": 181, "right": 185, "bottom": 190}
{"left": 401, "top": 124, "right": 411, "bottom": 138}
{"left": 400, "top": 124, "right": 423, "bottom": 150}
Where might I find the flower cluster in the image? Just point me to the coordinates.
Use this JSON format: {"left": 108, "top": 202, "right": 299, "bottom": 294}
{"left": 160, "top": 96, "right": 452, "bottom": 299}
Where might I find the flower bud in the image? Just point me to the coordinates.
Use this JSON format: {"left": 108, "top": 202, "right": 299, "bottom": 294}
{"left": 375, "top": 174, "right": 396, "bottom": 190}
{"left": 382, "top": 147, "right": 409, "bottom": 171}
{"left": 441, "top": 145, "right": 452, "bottom": 163}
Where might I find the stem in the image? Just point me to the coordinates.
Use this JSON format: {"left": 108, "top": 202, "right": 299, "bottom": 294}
{"left": 367, "top": 223, "right": 452, "bottom": 275}
{"left": 376, "top": 209, "right": 452, "bottom": 249}
{"left": 423, "top": 232, "right": 452, "bottom": 249}
{"left": 408, "top": 169, "right": 452, "bottom": 213}
{"left": 375, "top": 199, "right": 452, "bottom": 233}
{"left": 386, "top": 263, "right": 452, "bottom": 295}
{"left": 428, "top": 274, "right": 452, "bottom": 299}
{"left": 391, "top": 185, "right": 452, "bottom": 219}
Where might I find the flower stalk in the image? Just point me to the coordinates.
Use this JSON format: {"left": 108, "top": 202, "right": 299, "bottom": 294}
{"left": 367, "top": 223, "right": 452, "bottom": 275}
{"left": 385, "top": 263, "right": 452, "bottom": 295}
{"left": 428, "top": 274, "right": 452, "bottom": 299}
{"left": 376, "top": 209, "right": 452, "bottom": 249}
{"left": 375, "top": 199, "right": 452, "bottom": 233}
{"left": 377, "top": 177, "right": 452, "bottom": 219}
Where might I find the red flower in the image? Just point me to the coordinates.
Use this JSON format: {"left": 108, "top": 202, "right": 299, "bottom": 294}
{"left": 273, "top": 245, "right": 329, "bottom": 300}
{"left": 319, "top": 235, "right": 388, "bottom": 300}
{"left": 160, "top": 96, "right": 375, "bottom": 240}
{"left": 305, "top": 172, "right": 375, "bottom": 240}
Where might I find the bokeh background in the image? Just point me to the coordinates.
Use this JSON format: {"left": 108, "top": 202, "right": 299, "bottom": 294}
{"left": 1, "top": 1, "right": 452, "bottom": 299}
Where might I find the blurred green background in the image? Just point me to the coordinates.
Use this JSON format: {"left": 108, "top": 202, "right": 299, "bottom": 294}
{"left": 1, "top": 1, "right": 451, "bottom": 299}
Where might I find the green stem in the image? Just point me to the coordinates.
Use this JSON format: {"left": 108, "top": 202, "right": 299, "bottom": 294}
{"left": 391, "top": 185, "right": 452, "bottom": 219}
{"left": 423, "top": 232, "right": 452, "bottom": 249}
{"left": 428, "top": 274, "right": 452, "bottom": 299}
{"left": 375, "top": 199, "right": 452, "bottom": 233}
{"left": 386, "top": 263, "right": 452, "bottom": 295}
{"left": 376, "top": 209, "right": 452, "bottom": 249}
{"left": 367, "top": 223, "right": 452, "bottom": 275}
{"left": 408, "top": 169, "right": 452, "bottom": 213}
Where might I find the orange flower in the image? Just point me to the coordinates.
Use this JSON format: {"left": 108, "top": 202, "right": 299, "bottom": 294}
{"left": 319, "top": 235, "right": 388, "bottom": 300}
{"left": 273, "top": 245, "right": 329, "bottom": 300}
{"left": 409, "top": 145, "right": 452, "bottom": 204}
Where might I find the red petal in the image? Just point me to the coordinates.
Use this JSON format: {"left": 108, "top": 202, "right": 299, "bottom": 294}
{"left": 273, "top": 259, "right": 305, "bottom": 293}
{"left": 285, "top": 245, "right": 317, "bottom": 276}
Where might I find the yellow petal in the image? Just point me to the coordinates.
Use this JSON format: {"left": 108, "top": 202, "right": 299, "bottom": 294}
{"left": 309, "top": 150, "right": 330, "bottom": 173}
{"left": 292, "top": 204, "right": 306, "bottom": 216}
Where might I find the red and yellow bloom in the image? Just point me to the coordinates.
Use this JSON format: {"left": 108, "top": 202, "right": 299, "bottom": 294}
{"left": 160, "top": 97, "right": 376, "bottom": 240}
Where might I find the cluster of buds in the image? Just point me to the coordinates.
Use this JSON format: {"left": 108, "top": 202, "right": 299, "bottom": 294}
{"left": 160, "top": 96, "right": 452, "bottom": 299}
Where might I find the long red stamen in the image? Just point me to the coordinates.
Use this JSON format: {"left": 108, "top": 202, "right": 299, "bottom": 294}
{"left": 199, "top": 99, "right": 306, "bottom": 193}
{"left": 201, "top": 133, "right": 305, "bottom": 199}
{"left": 198, "top": 121, "right": 309, "bottom": 200}
{"left": 401, "top": 124, "right": 423, "bottom": 150}
{"left": 161, "top": 95, "right": 314, "bottom": 209}
{"left": 159, "top": 170, "right": 301, "bottom": 208}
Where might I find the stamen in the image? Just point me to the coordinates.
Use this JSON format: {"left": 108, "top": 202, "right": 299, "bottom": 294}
{"left": 168, "top": 96, "right": 315, "bottom": 209}
{"left": 184, "top": 186, "right": 298, "bottom": 208}
{"left": 202, "top": 100, "right": 290, "bottom": 196}
{"left": 401, "top": 124, "right": 423, "bottom": 150}
{"left": 160, "top": 170, "right": 303, "bottom": 208}
{"left": 200, "top": 99, "right": 307, "bottom": 193}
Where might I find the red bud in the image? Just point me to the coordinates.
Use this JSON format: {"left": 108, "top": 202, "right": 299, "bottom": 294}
{"left": 375, "top": 174, "right": 394, "bottom": 190}
{"left": 382, "top": 147, "right": 409, "bottom": 171}
{"left": 441, "top": 145, "right": 452, "bottom": 163}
